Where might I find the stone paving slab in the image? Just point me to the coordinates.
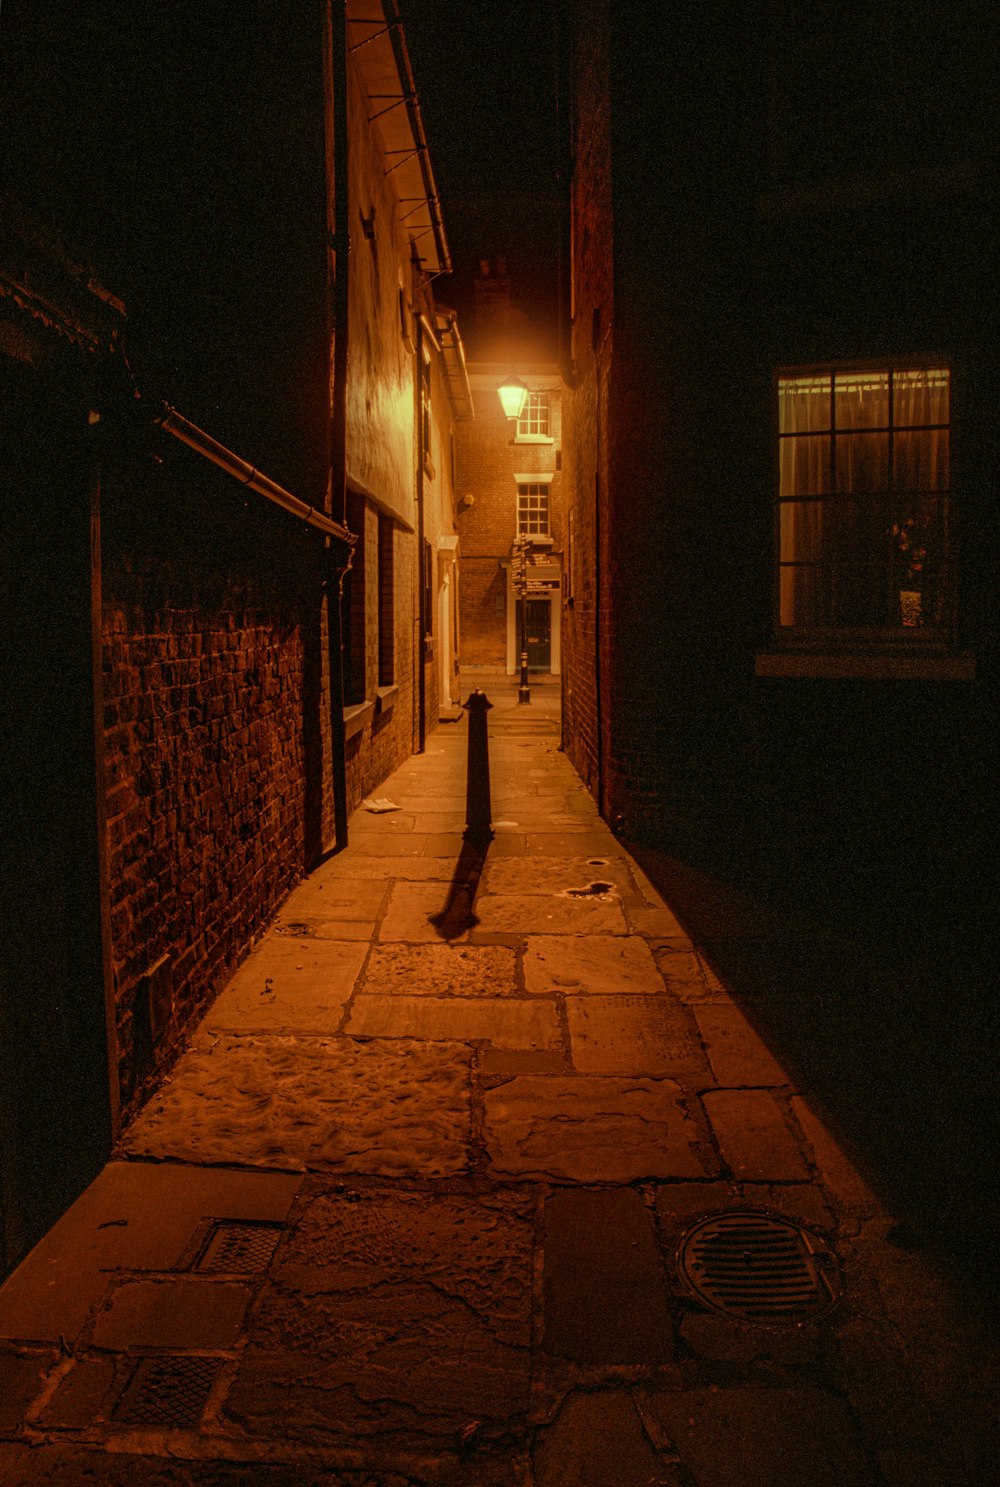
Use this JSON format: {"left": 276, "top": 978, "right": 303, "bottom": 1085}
{"left": 542, "top": 1188, "right": 672, "bottom": 1363}
{"left": 345, "top": 994, "right": 562, "bottom": 1051}
{"left": 36, "top": 1356, "right": 117, "bottom": 1429}
{"left": 362, "top": 942, "right": 518, "bottom": 997}
{"left": 648, "top": 1387, "right": 876, "bottom": 1487}
{"left": 693, "top": 1002, "right": 792, "bottom": 1086}
{"left": 0, "top": 1350, "right": 57, "bottom": 1431}
{"left": 225, "top": 1188, "right": 533, "bottom": 1449}
{"left": 378, "top": 881, "right": 474, "bottom": 942}
{"left": 701, "top": 1088, "right": 812, "bottom": 1181}
{"left": 91, "top": 1276, "right": 251, "bottom": 1350}
{"left": 0, "top": 1446, "right": 429, "bottom": 1485}
{"left": 507, "top": 830, "right": 622, "bottom": 856}
{"left": 791, "top": 1097, "right": 882, "bottom": 1213}
{"left": 272, "top": 915, "right": 375, "bottom": 942}
{"left": 282, "top": 876, "right": 388, "bottom": 921}
{"left": 479, "top": 855, "right": 635, "bottom": 896}
{"left": 205, "top": 939, "right": 368, "bottom": 1033}
{"left": 480, "top": 1049, "right": 566, "bottom": 1078}
{"left": 316, "top": 853, "right": 466, "bottom": 880}
{"left": 651, "top": 943, "right": 711, "bottom": 997}
{"left": 333, "top": 831, "right": 466, "bottom": 858}
{"left": 565, "top": 996, "right": 709, "bottom": 1078}
{"left": 0, "top": 1164, "right": 300, "bottom": 1346}
{"left": 623, "top": 903, "right": 688, "bottom": 936}
{"left": 523, "top": 933, "right": 664, "bottom": 996}
{"left": 533, "top": 1391, "right": 666, "bottom": 1487}
{"left": 473, "top": 893, "right": 629, "bottom": 936}
{"left": 121, "top": 1034, "right": 472, "bottom": 1178}
{"left": 484, "top": 1076, "right": 710, "bottom": 1182}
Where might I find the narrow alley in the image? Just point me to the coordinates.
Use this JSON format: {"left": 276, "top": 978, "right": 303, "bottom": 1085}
{"left": 0, "top": 678, "right": 994, "bottom": 1486}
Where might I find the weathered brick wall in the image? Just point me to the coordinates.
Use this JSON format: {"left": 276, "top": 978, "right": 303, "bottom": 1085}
{"left": 561, "top": 0, "right": 612, "bottom": 804}
{"left": 101, "top": 446, "right": 324, "bottom": 1113}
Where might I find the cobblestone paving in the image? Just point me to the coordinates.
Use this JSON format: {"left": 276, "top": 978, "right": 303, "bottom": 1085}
{"left": 1, "top": 677, "right": 996, "bottom": 1485}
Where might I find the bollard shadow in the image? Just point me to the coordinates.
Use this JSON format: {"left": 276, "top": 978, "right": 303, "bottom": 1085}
{"left": 428, "top": 835, "right": 491, "bottom": 941}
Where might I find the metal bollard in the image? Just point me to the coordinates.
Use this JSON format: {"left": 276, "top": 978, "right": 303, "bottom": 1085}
{"left": 463, "top": 689, "right": 494, "bottom": 844}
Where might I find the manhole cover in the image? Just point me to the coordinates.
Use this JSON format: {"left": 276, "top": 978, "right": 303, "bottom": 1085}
{"left": 113, "top": 1356, "right": 220, "bottom": 1428}
{"left": 275, "top": 921, "right": 313, "bottom": 937}
{"left": 676, "top": 1210, "right": 840, "bottom": 1325}
{"left": 195, "top": 1220, "right": 283, "bottom": 1273}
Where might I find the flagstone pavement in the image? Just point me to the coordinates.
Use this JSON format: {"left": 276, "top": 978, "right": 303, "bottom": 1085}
{"left": 0, "top": 674, "right": 996, "bottom": 1485}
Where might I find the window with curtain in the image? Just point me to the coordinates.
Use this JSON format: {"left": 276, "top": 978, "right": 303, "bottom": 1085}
{"left": 776, "top": 366, "right": 951, "bottom": 635}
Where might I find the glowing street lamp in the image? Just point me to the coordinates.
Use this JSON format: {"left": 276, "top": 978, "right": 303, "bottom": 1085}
{"left": 496, "top": 372, "right": 529, "bottom": 422}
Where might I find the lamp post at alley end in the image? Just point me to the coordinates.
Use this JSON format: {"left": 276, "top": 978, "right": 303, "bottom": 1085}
{"left": 513, "top": 534, "right": 532, "bottom": 704}
{"left": 497, "top": 374, "right": 532, "bottom": 704}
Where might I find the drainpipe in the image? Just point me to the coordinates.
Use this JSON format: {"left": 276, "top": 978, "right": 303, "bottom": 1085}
{"left": 326, "top": 0, "right": 353, "bottom": 849}
{"left": 154, "top": 405, "right": 351, "bottom": 543}
{"left": 415, "top": 298, "right": 427, "bottom": 752}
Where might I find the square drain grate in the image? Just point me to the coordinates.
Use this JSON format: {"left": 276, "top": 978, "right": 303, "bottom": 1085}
{"left": 113, "top": 1356, "right": 220, "bottom": 1428}
{"left": 195, "top": 1220, "right": 283, "bottom": 1274}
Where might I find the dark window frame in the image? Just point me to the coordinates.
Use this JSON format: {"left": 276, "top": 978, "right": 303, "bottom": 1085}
{"left": 773, "top": 359, "right": 955, "bottom": 647}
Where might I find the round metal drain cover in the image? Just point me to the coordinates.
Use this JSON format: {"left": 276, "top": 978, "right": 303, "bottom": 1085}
{"left": 676, "top": 1209, "right": 840, "bottom": 1325}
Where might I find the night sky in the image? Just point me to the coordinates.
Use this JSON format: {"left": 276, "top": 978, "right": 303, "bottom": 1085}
{"left": 400, "top": 0, "right": 561, "bottom": 345}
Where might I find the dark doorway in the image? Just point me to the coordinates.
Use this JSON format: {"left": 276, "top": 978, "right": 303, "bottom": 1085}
{"left": 516, "top": 597, "right": 552, "bottom": 671}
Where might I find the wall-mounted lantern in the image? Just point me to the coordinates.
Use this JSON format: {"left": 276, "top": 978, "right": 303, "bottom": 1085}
{"left": 496, "top": 373, "right": 529, "bottom": 422}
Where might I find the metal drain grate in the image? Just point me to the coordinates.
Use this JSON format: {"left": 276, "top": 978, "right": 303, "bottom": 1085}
{"left": 195, "top": 1220, "right": 283, "bottom": 1274}
{"left": 676, "top": 1209, "right": 840, "bottom": 1325}
{"left": 113, "top": 1356, "right": 220, "bottom": 1428}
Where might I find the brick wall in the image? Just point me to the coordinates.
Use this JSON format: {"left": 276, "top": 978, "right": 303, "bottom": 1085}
{"left": 101, "top": 445, "right": 325, "bottom": 1113}
{"left": 561, "top": 0, "right": 612, "bottom": 804}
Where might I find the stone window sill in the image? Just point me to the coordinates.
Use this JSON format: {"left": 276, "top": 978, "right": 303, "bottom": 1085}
{"left": 343, "top": 699, "right": 374, "bottom": 738}
{"left": 514, "top": 434, "right": 554, "bottom": 445}
{"left": 754, "top": 651, "right": 976, "bottom": 681}
{"left": 376, "top": 684, "right": 398, "bottom": 716}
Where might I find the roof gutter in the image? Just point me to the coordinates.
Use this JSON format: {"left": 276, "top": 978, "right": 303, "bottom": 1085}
{"left": 381, "top": 0, "right": 451, "bottom": 277}
{"left": 436, "top": 308, "right": 474, "bottom": 420}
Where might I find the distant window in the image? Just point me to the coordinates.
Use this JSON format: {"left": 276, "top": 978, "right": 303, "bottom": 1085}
{"left": 517, "top": 391, "right": 551, "bottom": 439}
{"left": 776, "top": 365, "right": 952, "bottom": 636}
{"left": 517, "top": 482, "right": 550, "bottom": 537}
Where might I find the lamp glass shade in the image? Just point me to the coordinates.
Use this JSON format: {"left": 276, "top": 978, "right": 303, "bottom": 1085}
{"left": 497, "top": 376, "right": 529, "bottom": 420}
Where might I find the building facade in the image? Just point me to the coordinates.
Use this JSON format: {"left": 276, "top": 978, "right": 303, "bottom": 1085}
{"left": 456, "top": 363, "right": 564, "bottom": 675}
{"left": 559, "top": 0, "right": 997, "bottom": 953}
{"left": 0, "top": 2, "right": 465, "bottom": 1275}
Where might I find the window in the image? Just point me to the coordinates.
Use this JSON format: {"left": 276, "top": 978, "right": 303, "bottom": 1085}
{"left": 422, "top": 538, "right": 433, "bottom": 640}
{"left": 776, "top": 365, "right": 951, "bottom": 636}
{"left": 517, "top": 391, "right": 551, "bottom": 439}
{"left": 377, "top": 513, "right": 395, "bottom": 686}
{"left": 342, "top": 493, "right": 367, "bottom": 705}
{"left": 517, "top": 482, "right": 550, "bottom": 537}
